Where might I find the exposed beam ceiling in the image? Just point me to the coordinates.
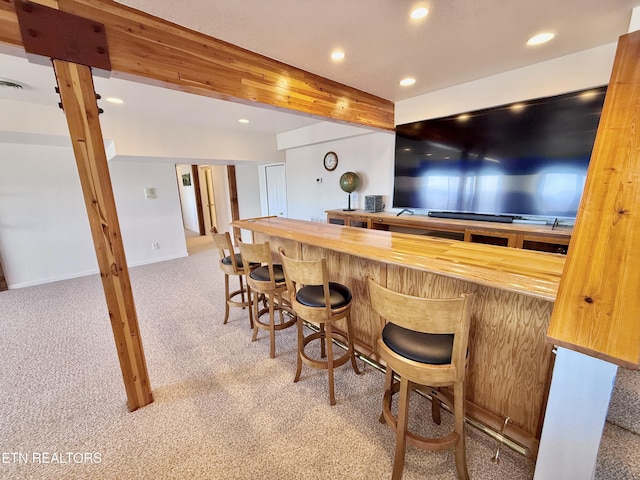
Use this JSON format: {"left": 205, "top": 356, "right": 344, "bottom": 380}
{"left": 1, "top": 1, "right": 638, "bottom": 136}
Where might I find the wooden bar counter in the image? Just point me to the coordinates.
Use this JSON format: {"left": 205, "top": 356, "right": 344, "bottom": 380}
{"left": 233, "top": 216, "right": 566, "bottom": 457}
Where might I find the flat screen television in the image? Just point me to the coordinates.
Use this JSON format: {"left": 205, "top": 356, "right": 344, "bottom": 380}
{"left": 393, "top": 86, "right": 607, "bottom": 222}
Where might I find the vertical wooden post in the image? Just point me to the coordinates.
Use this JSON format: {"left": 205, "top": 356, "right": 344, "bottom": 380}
{"left": 191, "top": 165, "right": 205, "bottom": 235}
{"left": 0, "top": 260, "right": 7, "bottom": 291}
{"left": 547, "top": 30, "right": 640, "bottom": 368}
{"left": 53, "top": 59, "right": 153, "bottom": 411}
{"left": 227, "top": 166, "right": 241, "bottom": 243}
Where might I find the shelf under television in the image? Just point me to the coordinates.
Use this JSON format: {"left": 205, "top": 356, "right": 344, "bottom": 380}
{"left": 325, "top": 209, "right": 572, "bottom": 254}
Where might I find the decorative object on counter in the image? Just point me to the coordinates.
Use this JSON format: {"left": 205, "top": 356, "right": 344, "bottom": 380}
{"left": 364, "top": 195, "right": 384, "bottom": 213}
{"left": 323, "top": 151, "right": 338, "bottom": 171}
{"left": 339, "top": 171, "right": 360, "bottom": 211}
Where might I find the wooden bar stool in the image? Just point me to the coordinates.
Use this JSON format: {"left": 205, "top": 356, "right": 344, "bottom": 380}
{"left": 367, "top": 277, "right": 474, "bottom": 480}
{"left": 210, "top": 227, "right": 254, "bottom": 327}
{"left": 279, "top": 247, "right": 361, "bottom": 406}
{"left": 238, "top": 241, "right": 296, "bottom": 358}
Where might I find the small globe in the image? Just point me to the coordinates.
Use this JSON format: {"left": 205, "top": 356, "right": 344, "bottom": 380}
{"left": 339, "top": 171, "right": 360, "bottom": 193}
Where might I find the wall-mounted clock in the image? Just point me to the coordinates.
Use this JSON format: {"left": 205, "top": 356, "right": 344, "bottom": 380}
{"left": 323, "top": 151, "right": 338, "bottom": 171}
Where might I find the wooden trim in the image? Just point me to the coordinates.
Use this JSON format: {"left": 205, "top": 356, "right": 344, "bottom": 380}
{"left": 227, "top": 165, "right": 240, "bottom": 243}
{"left": 0, "top": 0, "right": 394, "bottom": 131}
{"left": 191, "top": 165, "right": 205, "bottom": 235}
{"left": 0, "top": 259, "right": 7, "bottom": 291}
{"left": 53, "top": 59, "right": 152, "bottom": 411}
{"left": 548, "top": 30, "right": 640, "bottom": 368}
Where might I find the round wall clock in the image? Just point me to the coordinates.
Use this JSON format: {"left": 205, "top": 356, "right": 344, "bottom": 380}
{"left": 323, "top": 151, "right": 338, "bottom": 171}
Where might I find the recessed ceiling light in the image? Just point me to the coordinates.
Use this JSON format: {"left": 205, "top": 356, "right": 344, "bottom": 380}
{"left": 579, "top": 90, "right": 599, "bottom": 101}
{"left": 238, "top": 118, "right": 250, "bottom": 124}
{"left": 105, "top": 97, "right": 124, "bottom": 104}
{"left": 331, "top": 50, "right": 345, "bottom": 61}
{"left": 399, "top": 77, "right": 416, "bottom": 87}
{"left": 527, "top": 32, "right": 555, "bottom": 46}
{"left": 410, "top": 7, "right": 429, "bottom": 20}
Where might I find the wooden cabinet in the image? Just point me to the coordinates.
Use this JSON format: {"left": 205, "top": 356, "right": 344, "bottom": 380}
{"left": 326, "top": 209, "right": 572, "bottom": 254}
{"left": 327, "top": 212, "right": 371, "bottom": 228}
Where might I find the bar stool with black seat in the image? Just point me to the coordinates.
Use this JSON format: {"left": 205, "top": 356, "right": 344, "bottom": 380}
{"left": 367, "top": 277, "right": 474, "bottom": 480}
{"left": 278, "top": 247, "right": 361, "bottom": 406}
{"left": 238, "top": 241, "right": 296, "bottom": 358}
{"left": 210, "top": 227, "right": 254, "bottom": 327}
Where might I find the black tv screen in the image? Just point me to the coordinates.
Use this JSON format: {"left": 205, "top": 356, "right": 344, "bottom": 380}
{"left": 393, "top": 86, "right": 607, "bottom": 220}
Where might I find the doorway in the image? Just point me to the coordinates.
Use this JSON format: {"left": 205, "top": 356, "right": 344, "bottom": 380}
{"left": 200, "top": 165, "right": 219, "bottom": 233}
{"left": 265, "top": 164, "right": 287, "bottom": 217}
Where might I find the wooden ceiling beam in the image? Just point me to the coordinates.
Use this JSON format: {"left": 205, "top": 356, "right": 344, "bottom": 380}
{"left": 0, "top": 0, "right": 394, "bottom": 131}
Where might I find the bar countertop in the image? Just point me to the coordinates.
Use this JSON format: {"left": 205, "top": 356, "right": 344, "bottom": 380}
{"left": 233, "top": 217, "right": 565, "bottom": 302}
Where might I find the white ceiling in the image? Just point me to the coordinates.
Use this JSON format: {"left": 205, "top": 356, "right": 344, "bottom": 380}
{"left": 114, "top": 0, "right": 639, "bottom": 101}
{"left": 1, "top": 0, "right": 639, "bottom": 133}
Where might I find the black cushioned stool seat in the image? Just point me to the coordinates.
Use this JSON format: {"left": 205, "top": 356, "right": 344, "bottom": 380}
{"left": 222, "top": 253, "right": 258, "bottom": 270}
{"left": 250, "top": 264, "right": 285, "bottom": 283}
{"left": 295, "top": 282, "right": 352, "bottom": 309}
{"left": 382, "top": 323, "right": 453, "bottom": 365}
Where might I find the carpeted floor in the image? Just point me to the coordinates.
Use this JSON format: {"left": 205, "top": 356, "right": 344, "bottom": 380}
{"left": 0, "top": 234, "right": 629, "bottom": 479}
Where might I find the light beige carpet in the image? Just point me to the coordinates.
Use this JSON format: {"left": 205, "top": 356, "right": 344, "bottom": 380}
{"left": 0, "top": 238, "right": 585, "bottom": 480}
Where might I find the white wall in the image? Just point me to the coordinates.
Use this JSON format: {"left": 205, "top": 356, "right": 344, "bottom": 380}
{"left": 234, "top": 164, "right": 263, "bottom": 242}
{"left": 101, "top": 112, "right": 285, "bottom": 164}
{"left": 395, "top": 43, "right": 617, "bottom": 125}
{"left": 0, "top": 95, "right": 284, "bottom": 288}
{"left": 279, "top": 43, "right": 619, "bottom": 220}
{"left": 0, "top": 143, "right": 97, "bottom": 287}
{"left": 0, "top": 144, "right": 187, "bottom": 288}
{"left": 284, "top": 132, "right": 395, "bottom": 221}
{"left": 0, "top": 40, "right": 622, "bottom": 288}
{"left": 110, "top": 159, "right": 187, "bottom": 266}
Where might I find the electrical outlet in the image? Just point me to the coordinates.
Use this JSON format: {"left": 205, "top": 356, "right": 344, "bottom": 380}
{"left": 151, "top": 242, "right": 160, "bottom": 250}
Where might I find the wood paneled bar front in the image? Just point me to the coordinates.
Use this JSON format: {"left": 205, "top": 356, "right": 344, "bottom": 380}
{"left": 233, "top": 216, "right": 566, "bottom": 457}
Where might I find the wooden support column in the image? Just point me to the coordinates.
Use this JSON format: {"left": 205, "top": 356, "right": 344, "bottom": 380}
{"left": 54, "top": 59, "right": 153, "bottom": 411}
{"left": 13, "top": 0, "right": 152, "bottom": 411}
{"left": 547, "top": 30, "right": 640, "bottom": 368}
{"left": 191, "top": 165, "right": 205, "bottom": 235}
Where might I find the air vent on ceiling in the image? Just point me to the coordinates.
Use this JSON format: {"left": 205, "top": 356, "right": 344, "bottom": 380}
{"left": 0, "top": 79, "right": 24, "bottom": 89}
